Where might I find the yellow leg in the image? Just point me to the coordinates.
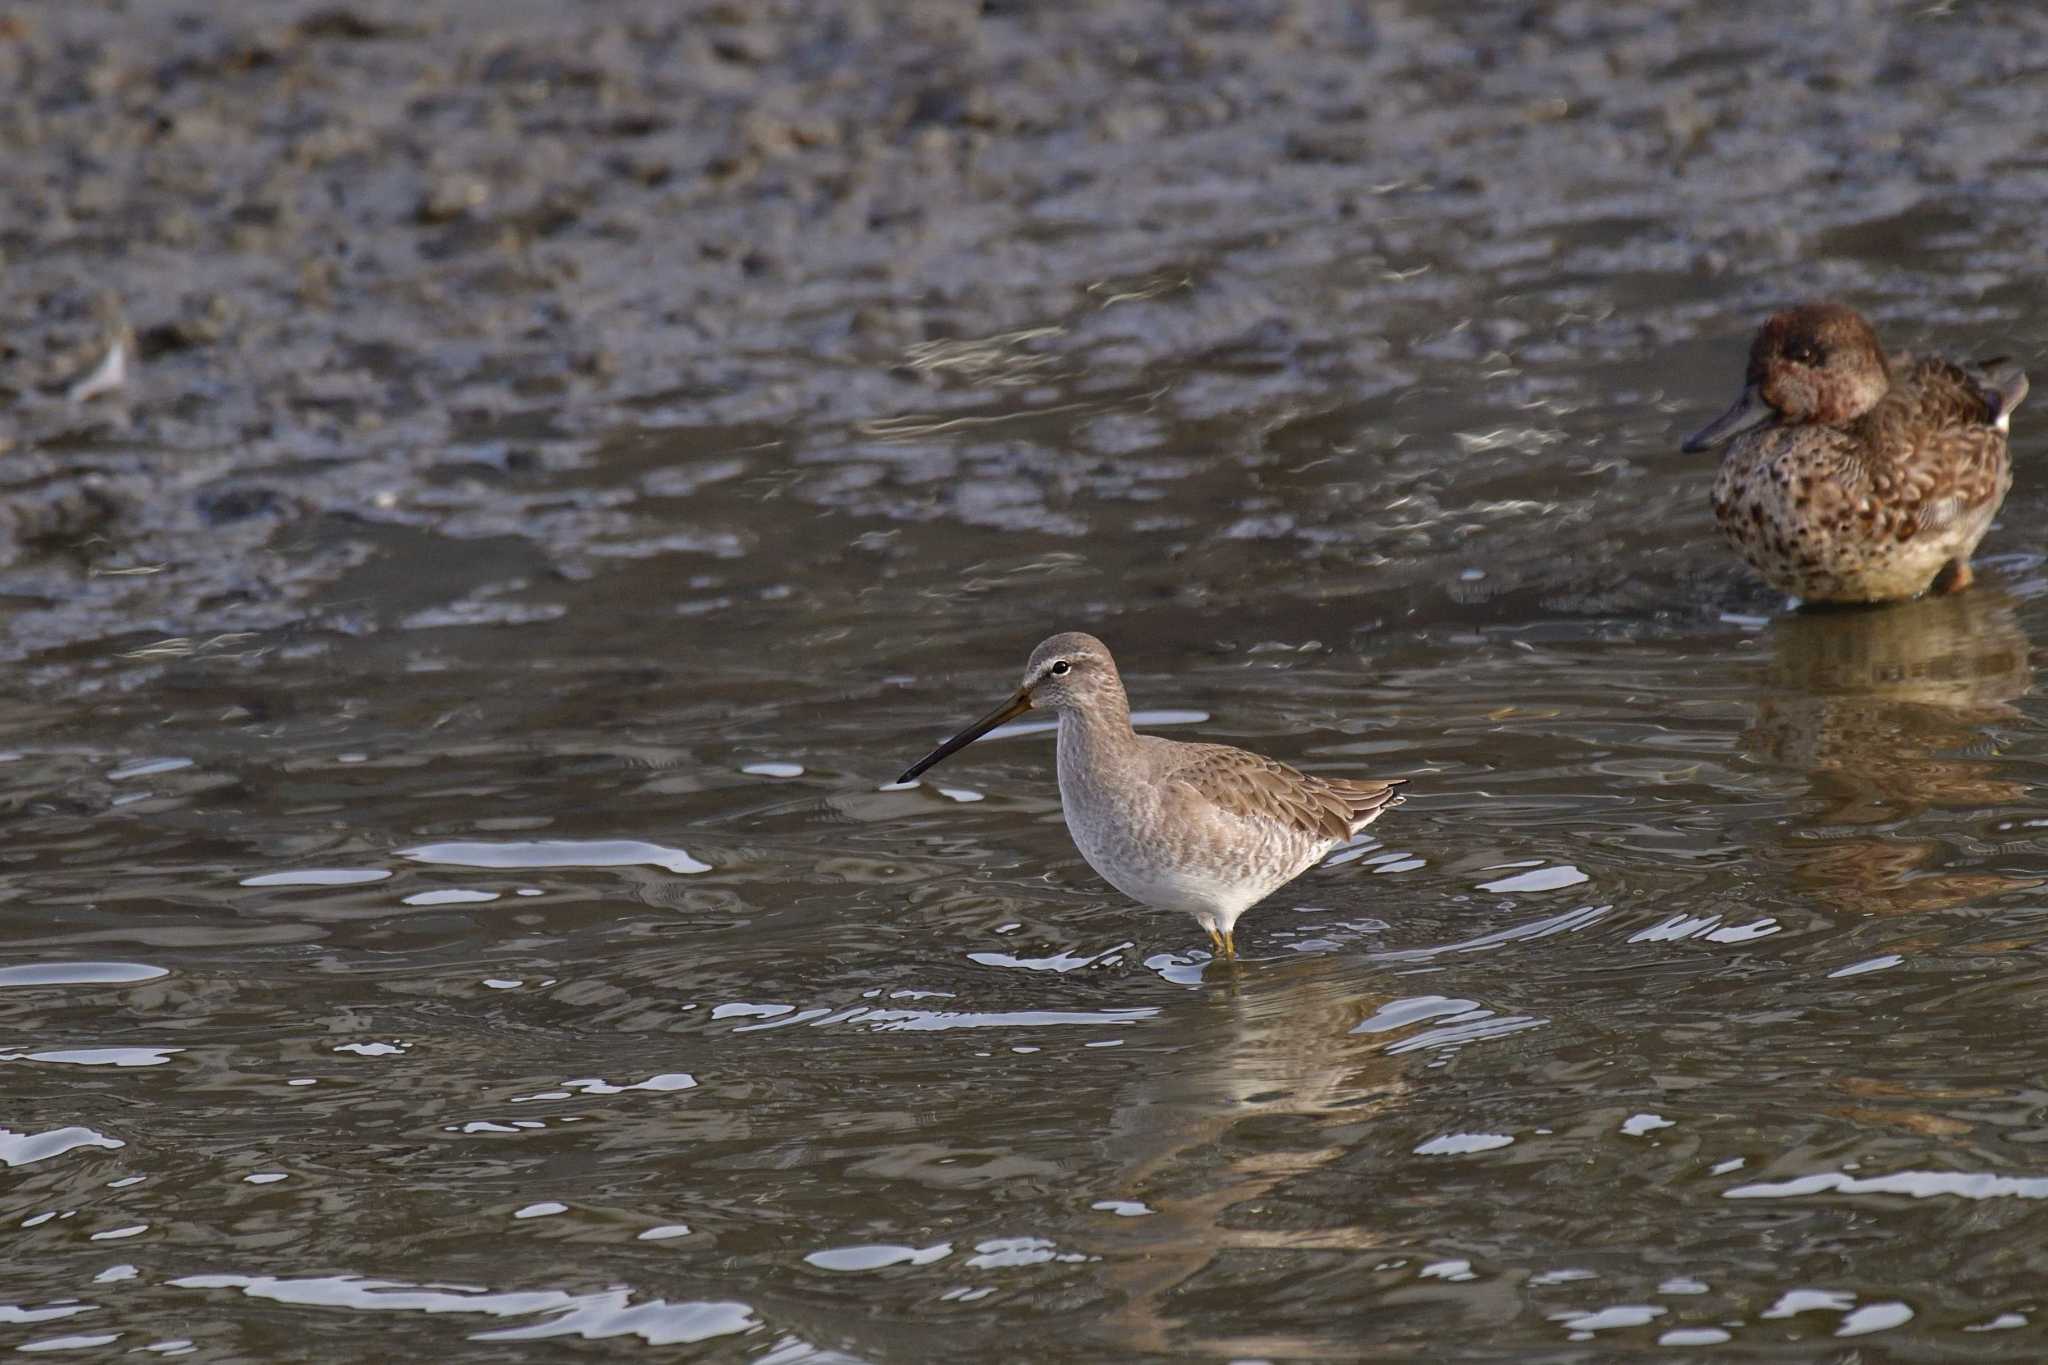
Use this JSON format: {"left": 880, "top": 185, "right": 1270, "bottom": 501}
{"left": 1220, "top": 928, "right": 1237, "bottom": 960}
{"left": 1205, "top": 925, "right": 1226, "bottom": 957}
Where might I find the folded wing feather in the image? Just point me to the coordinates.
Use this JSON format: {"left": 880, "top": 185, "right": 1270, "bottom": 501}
{"left": 1165, "top": 743, "right": 1406, "bottom": 842}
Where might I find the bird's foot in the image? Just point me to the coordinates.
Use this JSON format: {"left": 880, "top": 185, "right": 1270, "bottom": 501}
{"left": 1933, "top": 558, "right": 1975, "bottom": 595}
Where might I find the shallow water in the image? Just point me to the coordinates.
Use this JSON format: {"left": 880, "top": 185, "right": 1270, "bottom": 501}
{"left": 10, "top": 2, "right": 2048, "bottom": 1360}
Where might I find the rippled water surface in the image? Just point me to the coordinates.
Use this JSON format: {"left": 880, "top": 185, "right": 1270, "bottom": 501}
{"left": 10, "top": 2, "right": 2048, "bottom": 1359}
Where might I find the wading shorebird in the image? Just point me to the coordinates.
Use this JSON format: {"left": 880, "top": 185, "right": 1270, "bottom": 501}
{"left": 1684, "top": 301, "right": 2027, "bottom": 604}
{"left": 895, "top": 632, "right": 1406, "bottom": 960}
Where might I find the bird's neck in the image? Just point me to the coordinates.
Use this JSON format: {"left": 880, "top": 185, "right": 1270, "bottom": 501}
{"left": 1054, "top": 692, "right": 1135, "bottom": 787}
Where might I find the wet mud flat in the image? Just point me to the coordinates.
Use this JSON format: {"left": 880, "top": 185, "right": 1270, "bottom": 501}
{"left": 6, "top": 0, "right": 2045, "bottom": 654}
{"left": 7, "top": 1, "right": 2048, "bottom": 1361}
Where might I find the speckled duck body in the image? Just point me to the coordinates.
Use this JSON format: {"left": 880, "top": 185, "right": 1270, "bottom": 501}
{"left": 1688, "top": 303, "right": 2026, "bottom": 605}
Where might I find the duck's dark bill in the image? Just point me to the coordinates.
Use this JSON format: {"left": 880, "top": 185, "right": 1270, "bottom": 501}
{"left": 897, "top": 690, "right": 1033, "bottom": 783}
{"left": 1681, "top": 384, "right": 1772, "bottom": 453}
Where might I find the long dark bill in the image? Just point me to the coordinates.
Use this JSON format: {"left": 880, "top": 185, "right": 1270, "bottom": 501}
{"left": 1681, "top": 384, "right": 1773, "bottom": 453}
{"left": 896, "top": 689, "right": 1033, "bottom": 784}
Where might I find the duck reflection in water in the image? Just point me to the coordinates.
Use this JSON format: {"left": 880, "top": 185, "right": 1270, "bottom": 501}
{"left": 1744, "top": 590, "right": 2038, "bottom": 916}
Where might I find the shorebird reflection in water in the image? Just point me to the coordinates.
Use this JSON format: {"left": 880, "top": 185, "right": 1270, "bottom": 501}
{"left": 896, "top": 632, "right": 1406, "bottom": 959}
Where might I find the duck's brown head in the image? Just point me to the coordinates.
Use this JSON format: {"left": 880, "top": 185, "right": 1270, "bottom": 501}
{"left": 1684, "top": 302, "right": 1891, "bottom": 452}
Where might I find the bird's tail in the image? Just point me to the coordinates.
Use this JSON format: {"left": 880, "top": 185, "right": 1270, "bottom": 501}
{"left": 1329, "top": 776, "right": 1406, "bottom": 835}
{"left": 1969, "top": 357, "right": 2028, "bottom": 431}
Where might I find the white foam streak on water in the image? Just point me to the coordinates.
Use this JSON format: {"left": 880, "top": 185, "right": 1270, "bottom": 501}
{"left": 0, "top": 1307, "right": 94, "bottom": 1326}
{"left": 804, "top": 1243, "right": 952, "bottom": 1272}
{"left": 1476, "top": 863, "right": 1588, "bottom": 893}
{"left": 968, "top": 943, "right": 1134, "bottom": 973}
{"left": 19, "top": 1332, "right": 123, "bottom": 1352}
{"left": 1836, "top": 1302, "right": 1915, "bottom": 1338}
{"left": 398, "top": 840, "right": 711, "bottom": 875}
{"left": 400, "top": 888, "right": 500, "bottom": 906}
{"left": 721, "top": 1003, "right": 1159, "bottom": 1034}
{"left": 1414, "top": 1132, "right": 1515, "bottom": 1156}
{"left": 1350, "top": 995, "right": 1482, "bottom": 1034}
{"left": 1761, "top": 1289, "right": 1855, "bottom": 1318}
{"left": 1383, "top": 1012, "right": 1547, "bottom": 1056}
{"left": 106, "top": 757, "right": 193, "bottom": 781}
{"left": 168, "top": 1275, "right": 759, "bottom": 1347}
{"left": 241, "top": 869, "right": 391, "bottom": 887}
{"left": 1728, "top": 1171, "right": 2048, "bottom": 1201}
{"left": 1374, "top": 905, "right": 1611, "bottom": 962}
{"left": 1828, "top": 954, "right": 1903, "bottom": 979}
{"left": 2, "top": 1048, "right": 182, "bottom": 1068}
{"left": 0, "top": 963, "right": 167, "bottom": 987}
{"left": 0, "top": 1126, "right": 125, "bottom": 1168}
{"left": 511, "top": 1074, "right": 696, "bottom": 1102}
{"left": 1549, "top": 1304, "right": 1665, "bottom": 1335}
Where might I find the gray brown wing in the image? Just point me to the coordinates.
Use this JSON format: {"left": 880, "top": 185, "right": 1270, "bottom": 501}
{"left": 1160, "top": 742, "right": 1406, "bottom": 842}
{"left": 1847, "top": 357, "right": 2013, "bottom": 539}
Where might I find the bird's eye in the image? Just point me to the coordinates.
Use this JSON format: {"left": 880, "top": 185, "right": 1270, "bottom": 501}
{"left": 1049, "top": 660, "right": 1071, "bottom": 676}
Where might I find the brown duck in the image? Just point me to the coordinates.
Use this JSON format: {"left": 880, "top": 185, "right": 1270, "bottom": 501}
{"left": 1684, "top": 302, "right": 2027, "bottom": 603}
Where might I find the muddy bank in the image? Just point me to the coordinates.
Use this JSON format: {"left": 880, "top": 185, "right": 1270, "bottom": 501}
{"left": 5, "top": 1, "right": 2044, "bottom": 669}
